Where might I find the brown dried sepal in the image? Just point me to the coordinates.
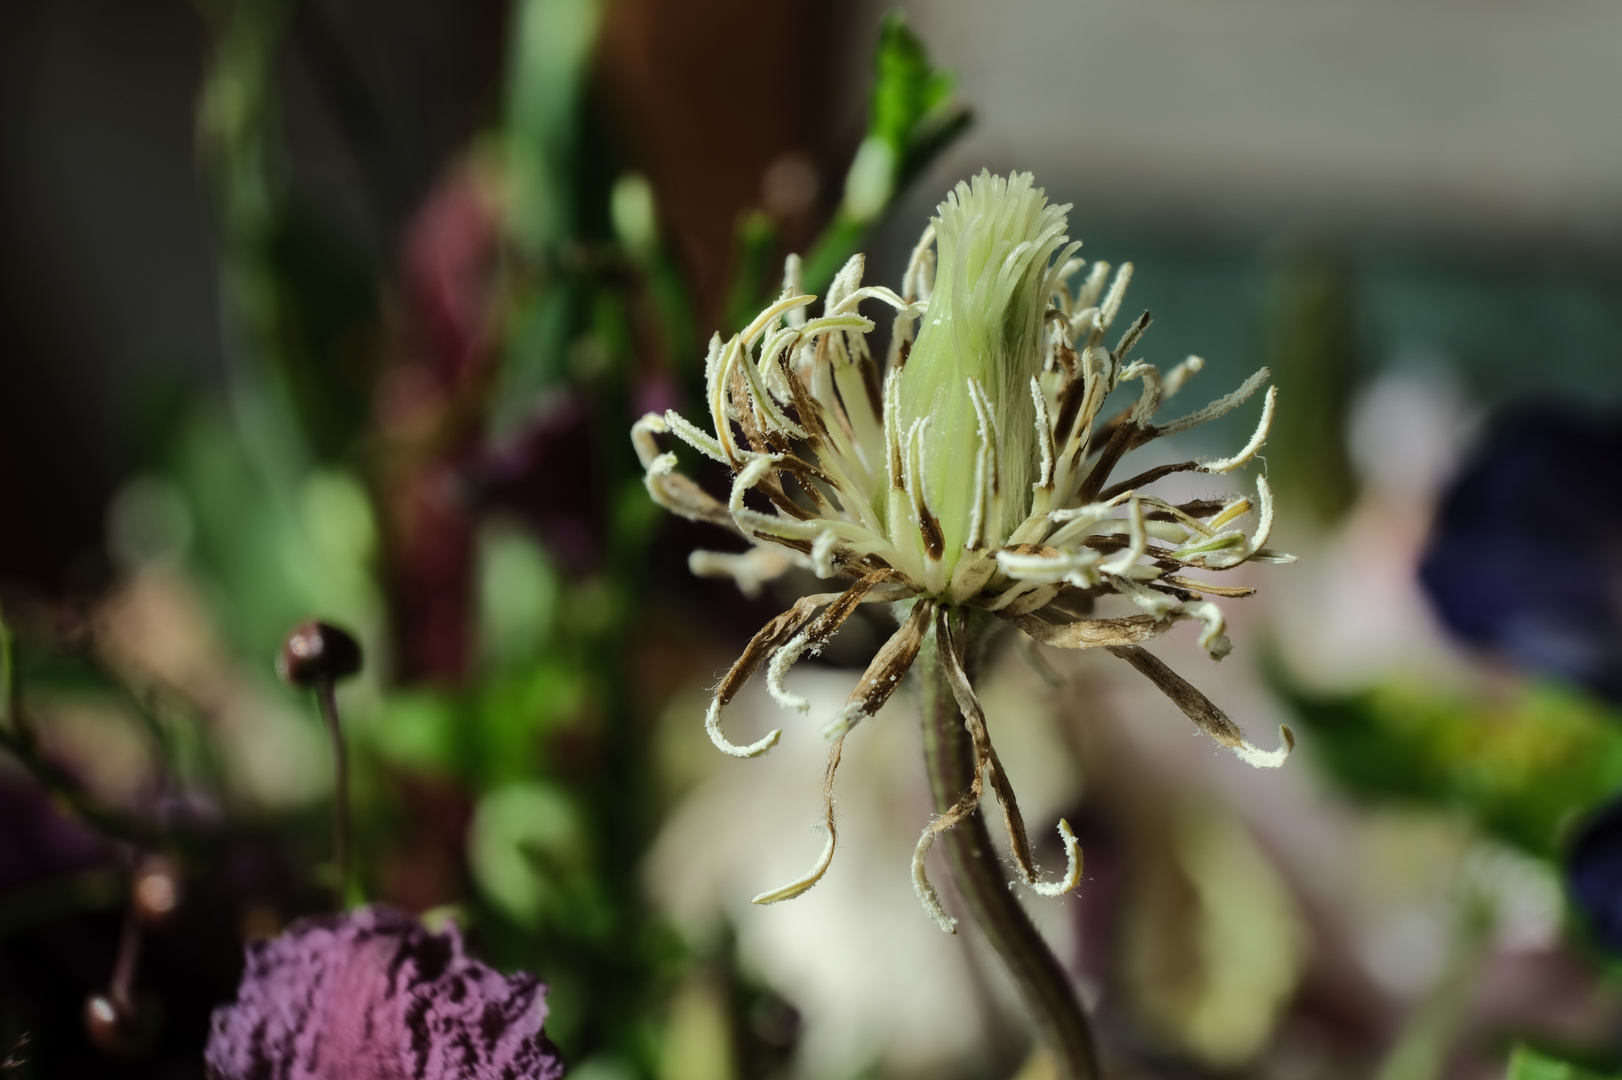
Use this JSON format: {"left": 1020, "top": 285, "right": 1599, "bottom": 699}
{"left": 1006, "top": 612, "right": 1170, "bottom": 650}
{"left": 1106, "top": 644, "right": 1244, "bottom": 747}
{"left": 831, "top": 600, "right": 931, "bottom": 734}
{"left": 937, "top": 611, "right": 1037, "bottom": 880}
{"left": 715, "top": 593, "right": 838, "bottom": 709}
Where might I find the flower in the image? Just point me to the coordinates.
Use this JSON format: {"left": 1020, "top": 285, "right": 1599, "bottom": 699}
{"left": 1419, "top": 407, "right": 1622, "bottom": 704}
{"left": 205, "top": 906, "right": 564, "bottom": 1080}
{"left": 632, "top": 170, "right": 1293, "bottom": 930}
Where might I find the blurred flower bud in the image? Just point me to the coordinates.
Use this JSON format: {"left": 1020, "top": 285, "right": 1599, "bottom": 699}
{"left": 610, "top": 172, "right": 659, "bottom": 262}
{"left": 132, "top": 854, "right": 182, "bottom": 926}
{"left": 277, "top": 621, "right": 363, "bottom": 688}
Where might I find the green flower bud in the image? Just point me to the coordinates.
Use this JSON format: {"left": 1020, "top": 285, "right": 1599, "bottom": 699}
{"left": 893, "top": 172, "right": 1075, "bottom": 576}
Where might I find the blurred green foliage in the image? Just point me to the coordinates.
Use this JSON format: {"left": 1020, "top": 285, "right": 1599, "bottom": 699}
{"left": 731, "top": 13, "right": 970, "bottom": 328}
{"left": 0, "top": 3, "right": 989, "bottom": 1070}
{"left": 1260, "top": 238, "right": 1359, "bottom": 526}
{"left": 1509, "top": 1045, "right": 1622, "bottom": 1080}
{"left": 1277, "top": 673, "right": 1622, "bottom": 861}
{"left": 67, "top": 3, "right": 973, "bottom": 1075}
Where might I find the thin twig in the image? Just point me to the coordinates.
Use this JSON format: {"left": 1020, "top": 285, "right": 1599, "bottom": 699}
{"left": 110, "top": 901, "right": 142, "bottom": 1003}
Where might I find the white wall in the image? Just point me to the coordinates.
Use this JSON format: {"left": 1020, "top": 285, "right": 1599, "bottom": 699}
{"left": 884, "top": 0, "right": 1622, "bottom": 238}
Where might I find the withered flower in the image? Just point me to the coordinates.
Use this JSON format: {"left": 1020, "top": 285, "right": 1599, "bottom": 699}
{"left": 633, "top": 171, "right": 1293, "bottom": 930}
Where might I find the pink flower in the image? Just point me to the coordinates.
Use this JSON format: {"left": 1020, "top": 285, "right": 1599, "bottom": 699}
{"left": 205, "top": 906, "right": 563, "bottom": 1080}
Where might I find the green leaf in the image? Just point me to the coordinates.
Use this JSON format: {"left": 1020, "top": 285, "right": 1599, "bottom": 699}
{"left": 504, "top": 0, "right": 603, "bottom": 251}
{"left": 364, "top": 690, "right": 462, "bottom": 775}
{"left": 798, "top": 13, "right": 970, "bottom": 298}
{"left": 1508, "top": 1045, "right": 1622, "bottom": 1080}
{"left": 477, "top": 524, "right": 560, "bottom": 675}
{"left": 727, "top": 13, "right": 970, "bottom": 323}
{"left": 869, "top": 13, "right": 959, "bottom": 165}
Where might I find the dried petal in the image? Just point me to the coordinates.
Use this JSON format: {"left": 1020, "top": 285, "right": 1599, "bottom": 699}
{"left": 1108, "top": 645, "right": 1294, "bottom": 768}
{"left": 752, "top": 736, "right": 846, "bottom": 905}
{"left": 823, "top": 599, "right": 931, "bottom": 738}
{"left": 1005, "top": 612, "right": 1171, "bottom": 650}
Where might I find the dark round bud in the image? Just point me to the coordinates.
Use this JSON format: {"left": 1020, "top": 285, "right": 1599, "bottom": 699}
{"left": 131, "top": 855, "right": 182, "bottom": 926}
{"left": 277, "top": 621, "right": 363, "bottom": 687}
{"left": 84, "top": 991, "right": 159, "bottom": 1058}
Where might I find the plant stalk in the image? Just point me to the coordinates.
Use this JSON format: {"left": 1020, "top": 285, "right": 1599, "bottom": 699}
{"left": 315, "top": 680, "right": 350, "bottom": 907}
{"left": 917, "top": 614, "right": 1099, "bottom": 1080}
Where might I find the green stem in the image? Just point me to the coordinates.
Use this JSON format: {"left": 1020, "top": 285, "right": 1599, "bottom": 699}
{"left": 916, "top": 614, "right": 1100, "bottom": 1080}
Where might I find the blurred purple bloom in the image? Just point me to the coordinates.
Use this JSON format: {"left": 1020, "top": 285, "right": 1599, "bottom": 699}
{"left": 205, "top": 906, "right": 564, "bottom": 1080}
{"left": 1419, "top": 408, "right": 1622, "bottom": 703}
{"left": 403, "top": 163, "right": 503, "bottom": 386}
{"left": 461, "top": 395, "right": 601, "bottom": 578}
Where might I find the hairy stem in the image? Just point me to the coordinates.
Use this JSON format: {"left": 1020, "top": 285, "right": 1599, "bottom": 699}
{"left": 917, "top": 613, "right": 1099, "bottom": 1080}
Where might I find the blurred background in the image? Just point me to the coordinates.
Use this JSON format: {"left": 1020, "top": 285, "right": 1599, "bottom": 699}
{"left": 4, "top": 0, "right": 1622, "bottom": 1077}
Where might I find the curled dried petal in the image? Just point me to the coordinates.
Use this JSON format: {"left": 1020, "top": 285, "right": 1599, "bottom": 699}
{"left": 1200, "top": 385, "right": 1277, "bottom": 474}
{"left": 767, "top": 569, "right": 897, "bottom": 712}
{"left": 688, "top": 546, "right": 799, "bottom": 599}
{"left": 705, "top": 590, "right": 850, "bottom": 757}
{"left": 938, "top": 613, "right": 1082, "bottom": 900}
{"left": 752, "top": 736, "right": 846, "bottom": 904}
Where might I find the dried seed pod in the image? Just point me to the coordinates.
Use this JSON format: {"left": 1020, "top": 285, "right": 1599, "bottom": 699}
{"left": 277, "top": 621, "right": 363, "bottom": 687}
{"left": 84, "top": 991, "right": 159, "bottom": 1058}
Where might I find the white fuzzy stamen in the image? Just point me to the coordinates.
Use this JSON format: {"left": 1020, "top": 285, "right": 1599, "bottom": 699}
{"left": 1027, "top": 820, "right": 1085, "bottom": 898}
{"left": 1201, "top": 385, "right": 1277, "bottom": 474}
{"left": 704, "top": 697, "right": 780, "bottom": 758}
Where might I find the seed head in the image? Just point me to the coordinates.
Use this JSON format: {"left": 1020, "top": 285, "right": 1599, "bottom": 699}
{"left": 631, "top": 170, "right": 1294, "bottom": 928}
{"left": 893, "top": 172, "right": 1075, "bottom": 573}
{"left": 277, "top": 621, "right": 363, "bottom": 688}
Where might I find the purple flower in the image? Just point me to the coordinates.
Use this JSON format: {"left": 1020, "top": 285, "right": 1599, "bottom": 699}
{"left": 1419, "top": 408, "right": 1622, "bottom": 703}
{"left": 205, "top": 906, "right": 564, "bottom": 1080}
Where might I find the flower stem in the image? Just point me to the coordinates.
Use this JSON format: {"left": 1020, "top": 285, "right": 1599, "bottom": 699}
{"left": 315, "top": 680, "right": 350, "bottom": 908}
{"left": 110, "top": 901, "right": 141, "bottom": 1003}
{"left": 917, "top": 614, "right": 1099, "bottom": 1080}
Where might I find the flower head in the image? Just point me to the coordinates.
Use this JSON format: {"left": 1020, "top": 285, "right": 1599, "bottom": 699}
{"left": 633, "top": 170, "right": 1294, "bottom": 929}
{"left": 205, "top": 906, "right": 564, "bottom": 1080}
